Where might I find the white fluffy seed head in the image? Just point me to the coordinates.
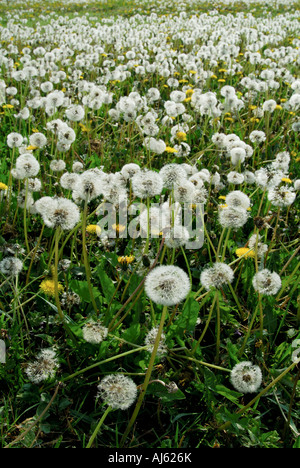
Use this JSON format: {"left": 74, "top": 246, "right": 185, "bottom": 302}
{"left": 144, "top": 265, "right": 190, "bottom": 306}
{"left": 97, "top": 374, "right": 137, "bottom": 410}
{"left": 35, "top": 196, "right": 80, "bottom": 231}
{"left": 159, "top": 164, "right": 187, "bottom": 189}
{"left": 268, "top": 186, "right": 296, "bottom": 207}
{"left": 82, "top": 321, "right": 108, "bottom": 344}
{"left": 200, "top": 262, "right": 234, "bottom": 290}
{"left": 15, "top": 154, "right": 40, "bottom": 178}
{"left": 230, "top": 361, "right": 262, "bottom": 394}
{"left": 0, "top": 257, "right": 23, "bottom": 276}
{"left": 132, "top": 170, "right": 163, "bottom": 199}
{"left": 219, "top": 206, "right": 249, "bottom": 230}
{"left": 25, "top": 348, "right": 59, "bottom": 384}
{"left": 252, "top": 269, "right": 281, "bottom": 295}
{"left": 144, "top": 327, "right": 167, "bottom": 356}
{"left": 225, "top": 191, "right": 251, "bottom": 210}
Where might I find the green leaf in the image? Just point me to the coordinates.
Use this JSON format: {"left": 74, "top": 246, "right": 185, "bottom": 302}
{"left": 69, "top": 280, "right": 101, "bottom": 303}
{"left": 122, "top": 323, "right": 141, "bottom": 344}
{"left": 215, "top": 384, "right": 243, "bottom": 405}
{"left": 96, "top": 266, "right": 116, "bottom": 302}
{"left": 173, "top": 295, "right": 199, "bottom": 336}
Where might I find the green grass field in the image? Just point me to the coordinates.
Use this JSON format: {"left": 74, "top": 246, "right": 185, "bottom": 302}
{"left": 0, "top": 0, "right": 299, "bottom": 449}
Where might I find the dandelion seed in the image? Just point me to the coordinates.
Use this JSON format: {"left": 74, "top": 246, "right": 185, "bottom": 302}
{"left": 15, "top": 154, "right": 40, "bottom": 178}
{"left": 7, "top": 132, "right": 23, "bottom": 148}
{"left": 225, "top": 191, "right": 251, "bottom": 210}
{"left": 268, "top": 186, "right": 296, "bottom": 207}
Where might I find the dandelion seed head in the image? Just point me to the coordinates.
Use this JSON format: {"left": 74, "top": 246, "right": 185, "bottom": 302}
{"left": 0, "top": 257, "right": 23, "bottom": 276}
{"left": 252, "top": 269, "right": 281, "bottom": 295}
{"left": 82, "top": 320, "right": 108, "bottom": 345}
{"left": 25, "top": 348, "right": 59, "bottom": 384}
{"left": 97, "top": 374, "right": 137, "bottom": 410}
{"left": 230, "top": 361, "right": 262, "bottom": 394}
{"left": 200, "top": 262, "right": 234, "bottom": 290}
{"left": 145, "top": 326, "right": 167, "bottom": 356}
{"left": 145, "top": 265, "right": 190, "bottom": 306}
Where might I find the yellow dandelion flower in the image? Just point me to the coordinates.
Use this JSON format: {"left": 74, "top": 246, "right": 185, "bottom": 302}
{"left": 165, "top": 146, "right": 178, "bottom": 154}
{"left": 235, "top": 248, "right": 255, "bottom": 259}
{"left": 184, "top": 97, "right": 192, "bottom": 103}
{"left": 211, "top": 74, "right": 217, "bottom": 79}
{"left": 218, "top": 195, "right": 226, "bottom": 200}
{"left": 79, "top": 123, "right": 89, "bottom": 133}
{"left": 0, "top": 182, "right": 8, "bottom": 190}
{"left": 176, "top": 131, "right": 187, "bottom": 141}
{"left": 118, "top": 255, "right": 135, "bottom": 265}
{"left": 86, "top": 224, "right": 101, "bottom": 235}
{"left": 185, "top": 89, "right": 194, "bottom": 96}
{"left": 275, "top": 105, "right": 282, "bottom": 110}
{"left": 40, "top": 279, "right": 64, "bottom": 297}
{"left": 26, "top": 145, "right": 38, "bottom": 151}
{"left": 218, "top": 79, "right": 226, "bottom": 83}
{"left": 112, "top": 223, "right": 126, "bottom": 234}
{"left": 281, "top": 177, "right": 292, "bottom": 184}
{"left": 2, "top": 104, "right": 14, "bottom": 109}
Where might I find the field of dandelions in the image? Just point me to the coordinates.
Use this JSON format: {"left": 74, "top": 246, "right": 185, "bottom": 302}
{"left": 0, "top": 0, "right": 299, "bottom": 450}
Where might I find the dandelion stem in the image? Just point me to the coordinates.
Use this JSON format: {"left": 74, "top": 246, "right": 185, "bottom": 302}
{"left": 86, "top": 406, "right": 113, "bottom": 449}
{"left": 215, "top": 292, "right": 221, "bottom": 364}
{"left": 63, "top": 346, "right": 149, "bottom": 382}
{"left": 54, "top": 227, "right": 77, "bottom": 346}
{"left": 120, "top": 305, "right": 168, "bottom": 447}
{"left": 191, "top": 291, "right": 218, "bottom": 355}
{"left": 23, "top": 178, "right": 30, "bottom": 254}
{"left": 82, "top": 197, "right": 98, "bottom": 315}
{"left": 239, "top": 302, "right": 259, "bottom": 357}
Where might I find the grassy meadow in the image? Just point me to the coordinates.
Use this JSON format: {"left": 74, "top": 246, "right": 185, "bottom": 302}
{"left": 0, "top": 0, "right": 299, "bottom": 449}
